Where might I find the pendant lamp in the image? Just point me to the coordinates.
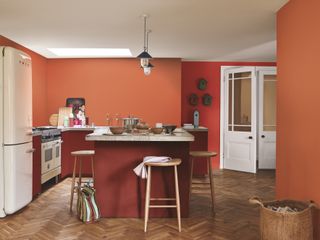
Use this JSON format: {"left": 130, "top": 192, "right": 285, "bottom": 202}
{"left": 137, "top": 14, "right": 154, "bottom": 75}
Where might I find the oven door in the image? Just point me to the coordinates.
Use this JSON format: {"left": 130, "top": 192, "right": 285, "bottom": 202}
{"left": 53, "top": 139, "right": 62, "bottom": 167}
{"left": 41, "top": 141, "right": 54, "bottom": 175}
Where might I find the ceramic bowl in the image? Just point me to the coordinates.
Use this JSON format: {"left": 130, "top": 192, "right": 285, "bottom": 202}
{"left": 110, "top": 126, "right": 125, "bottom": 135}
{"left": 150, "top": 127, "right": 163, "bottom": 134}
{"left": 163, "top": 125, "right": 177, "bottom": 134}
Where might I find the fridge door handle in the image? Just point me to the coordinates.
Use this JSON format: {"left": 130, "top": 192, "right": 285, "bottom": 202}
{"left": 26, "top": 131, "right": 33, "bottom": 136}
{"left": 26, "top": 148, "right": 36, "bottom": 153}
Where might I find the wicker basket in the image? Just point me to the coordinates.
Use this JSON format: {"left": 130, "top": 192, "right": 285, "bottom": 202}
{"left": 249, "top": 197, "right": 315, "bottom": 240}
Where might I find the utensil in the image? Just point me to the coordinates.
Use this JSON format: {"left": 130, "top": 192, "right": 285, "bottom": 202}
{"left": 58, "top": 107, "right": 73, "bottom": 127}
{"left": 123, "top": 117, "right": 139, "bottom": 132}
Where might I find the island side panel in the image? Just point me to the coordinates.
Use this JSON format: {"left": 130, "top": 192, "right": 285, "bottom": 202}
{"left": 94, "top": 141, "right": 190, "bottom": 218}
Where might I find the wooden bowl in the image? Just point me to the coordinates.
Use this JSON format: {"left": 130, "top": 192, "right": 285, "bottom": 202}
{"left": 110, "top": 126, "right": 125, "bottom": 135}
{"left": 136, "top": 122, "right": 149, "bottom": 130}
{"left": 137, "top": 128, "right": 150, "bottom": 134}
{"left": 151, "top": 127, "right": 163, "bottom": 134}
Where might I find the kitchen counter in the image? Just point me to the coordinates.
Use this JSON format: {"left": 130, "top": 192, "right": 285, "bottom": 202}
{"left": 183, "top": 126, "right": 208, "bottom": 132}
{"left": 32, "top": 126, "right": 96, "bottom": 135}
{"left": 86, "top": 128, "right": 194, "bottom": 142}
{"left": 88, "top": 127, "right": 193, "bottom": 218}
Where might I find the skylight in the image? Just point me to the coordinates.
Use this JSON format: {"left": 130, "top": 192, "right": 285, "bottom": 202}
{"left": 47, "top": 48, "right": 132, "bottom": 57}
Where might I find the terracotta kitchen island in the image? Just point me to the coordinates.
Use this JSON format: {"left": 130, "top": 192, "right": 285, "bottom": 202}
{"left": 86, "top": 129, "right": 194, "bottom": 218}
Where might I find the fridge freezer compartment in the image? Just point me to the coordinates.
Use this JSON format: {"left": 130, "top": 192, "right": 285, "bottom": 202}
{"left": 3, "top": 142, "right": 33, "bottom": 214}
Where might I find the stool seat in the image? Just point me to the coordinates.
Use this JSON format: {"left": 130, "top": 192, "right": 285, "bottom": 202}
{"left": 189, "top": 151, "right": 217, "bottom": 158}
{"left": 144, "top": 158, "right": 181, "bottom": 167}
{"left": 71, "top": 150, "right": 95, "bottom": 156}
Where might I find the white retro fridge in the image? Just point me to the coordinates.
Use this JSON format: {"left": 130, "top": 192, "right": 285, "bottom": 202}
{"left": 0, "top": 46, "right": 33, "bottom": 217}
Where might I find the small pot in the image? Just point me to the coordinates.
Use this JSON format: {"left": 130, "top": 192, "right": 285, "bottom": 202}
{"left": 123, "top": 118, "right": 139, "bottom": 131}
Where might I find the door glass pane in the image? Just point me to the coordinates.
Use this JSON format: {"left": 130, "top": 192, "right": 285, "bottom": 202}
{"left": 55, "top": 146, "right": 60, "bottom": 158}
{"left": 228, "top": 80, "right": 232, "bottom": 130}
{"left": 263, "top": 75, "right": 276, "bottom": 131}
{"left": 234, "top": 72, "right": 251, "bottom": 79}
{"left": 45, "top": 149, "right": 53, "bottom": 162}
{"left": 233, "top": 78, "right": 251, "bottom": 132}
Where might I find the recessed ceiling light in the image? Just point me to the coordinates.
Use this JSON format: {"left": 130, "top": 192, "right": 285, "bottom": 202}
{"left": 47, "top": 48, "right": 132, "bottom": 57}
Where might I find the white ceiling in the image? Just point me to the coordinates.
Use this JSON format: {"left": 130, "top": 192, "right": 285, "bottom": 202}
{"left": 0, "top": 0, "right": 288, "bottom": 61}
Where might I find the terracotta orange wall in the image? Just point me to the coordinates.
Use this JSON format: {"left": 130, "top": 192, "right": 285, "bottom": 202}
{"left": 181, "top": 62, "right": 275, "bottom": 169}
{"left": 0, "top": 35, "right": 48, "bottom": 126}
{"left": 46, "top": 58, "right": 181, "bottom": 126}
{"left": 277, "top": 0, "right": 320, "bottom": 238}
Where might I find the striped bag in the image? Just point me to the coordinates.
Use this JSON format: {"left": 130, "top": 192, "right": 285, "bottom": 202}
{"left": 77, "top": 184, "right": 100, "bottom": 223}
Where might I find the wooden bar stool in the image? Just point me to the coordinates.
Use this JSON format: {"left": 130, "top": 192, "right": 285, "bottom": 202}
{"left": 144, "top": 158, "right": 182, "bottom": 232}
{"left": 69, "top": 150, "right": 95, "bottom": 212}
{"left": 189, "top": 151, "right": 217, "bottom": 215}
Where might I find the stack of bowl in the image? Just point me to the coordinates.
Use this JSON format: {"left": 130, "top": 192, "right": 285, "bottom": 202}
{"left": 136, "top": 122, "right": 149, "bottom": 134}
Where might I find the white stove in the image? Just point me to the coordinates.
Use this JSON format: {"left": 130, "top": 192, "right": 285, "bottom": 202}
{"left": 34, "top": 127, "right": 62, "bottom": 184}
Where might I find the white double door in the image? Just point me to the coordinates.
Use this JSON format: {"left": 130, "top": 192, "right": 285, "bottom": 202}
{"left": 223, "top": 66, "right": 277, "bottom": 173}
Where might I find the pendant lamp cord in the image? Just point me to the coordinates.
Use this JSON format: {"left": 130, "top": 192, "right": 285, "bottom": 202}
{"left": 143, "top": 16, "right": 147, "bottom": 52}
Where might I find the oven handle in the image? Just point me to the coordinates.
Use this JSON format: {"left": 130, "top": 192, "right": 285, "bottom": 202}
{"left": 26, "top": 148, "right": 36, "bottom": 153}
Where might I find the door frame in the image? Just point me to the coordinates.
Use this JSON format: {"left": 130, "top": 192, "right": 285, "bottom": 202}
{"left": 220, "top": 66, "right": 276, "bottom": 170}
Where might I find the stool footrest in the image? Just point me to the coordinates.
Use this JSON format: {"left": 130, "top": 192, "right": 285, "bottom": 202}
{"left": 192, "top": 182, "right": 210, "bottom": 185}
{"left": 149, "top": 205, "right": 177, "bottom": 208}
{"left": 150, "top": 198, "right": 176, "bottom": 201}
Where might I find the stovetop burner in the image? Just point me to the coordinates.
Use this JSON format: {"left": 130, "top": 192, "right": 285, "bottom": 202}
{"left": 34, "top": 126, "right": 57, "bottom": 131}
{"left": 34, "top": 126, "right": 61, "bottom": 143}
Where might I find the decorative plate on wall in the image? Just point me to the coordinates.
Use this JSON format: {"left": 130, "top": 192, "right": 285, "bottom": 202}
{"left": 189, "top": 93, "right": 199, "bottom": 106}
{"left": 202, "top": 94, "right": 212, "bottom": 106}
{"left": 198, "top": 78, "right": 208, "bottom": 90}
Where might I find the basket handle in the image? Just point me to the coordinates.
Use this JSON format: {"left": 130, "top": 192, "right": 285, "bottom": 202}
{"left": 249, "top": 196, "right": 264, "bottom": 207}
{"left": 309, "top": 200, "right": 318, "bottom": 209}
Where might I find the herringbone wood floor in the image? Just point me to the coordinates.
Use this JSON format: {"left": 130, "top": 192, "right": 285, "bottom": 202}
{"left": 0, "top": 170, "right": 275, "bottom": 240}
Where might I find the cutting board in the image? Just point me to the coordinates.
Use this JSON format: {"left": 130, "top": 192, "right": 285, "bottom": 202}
{"left": 58, "top": 107, "right": 73, "bottom": 127}
{"left": 49, "top": 114, "right": 59, "bottom": 126}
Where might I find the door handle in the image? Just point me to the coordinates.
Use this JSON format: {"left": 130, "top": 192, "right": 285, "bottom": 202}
{"left": 26, "top": 148, "right": 36, "bottom": 153}
{"left": 261, "top": 135, "right": 265, "bottom": 138}
{"left": 248, "top": 136, "right": 253, "bottom": 139}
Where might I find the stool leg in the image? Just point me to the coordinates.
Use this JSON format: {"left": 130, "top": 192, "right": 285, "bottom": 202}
{"left": 70, "top": 156, "right": 77, "bottom": 212}
{"left": 91, "top": 156, "right": 95, "bottom": 186}
{"left": 174, "top": 165, "right": 181, "bottom": 232}
{"left": 144, "top": 166, "right": 152, "bottom": 232}
{"left": 189, "top": 157, "right": 194, "bottom": 201}
{"left": 78, "top": 158, "right": 82, "bottom": 189}
{"left": 208, "top": 157, "right": 215, "bottom": 215}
